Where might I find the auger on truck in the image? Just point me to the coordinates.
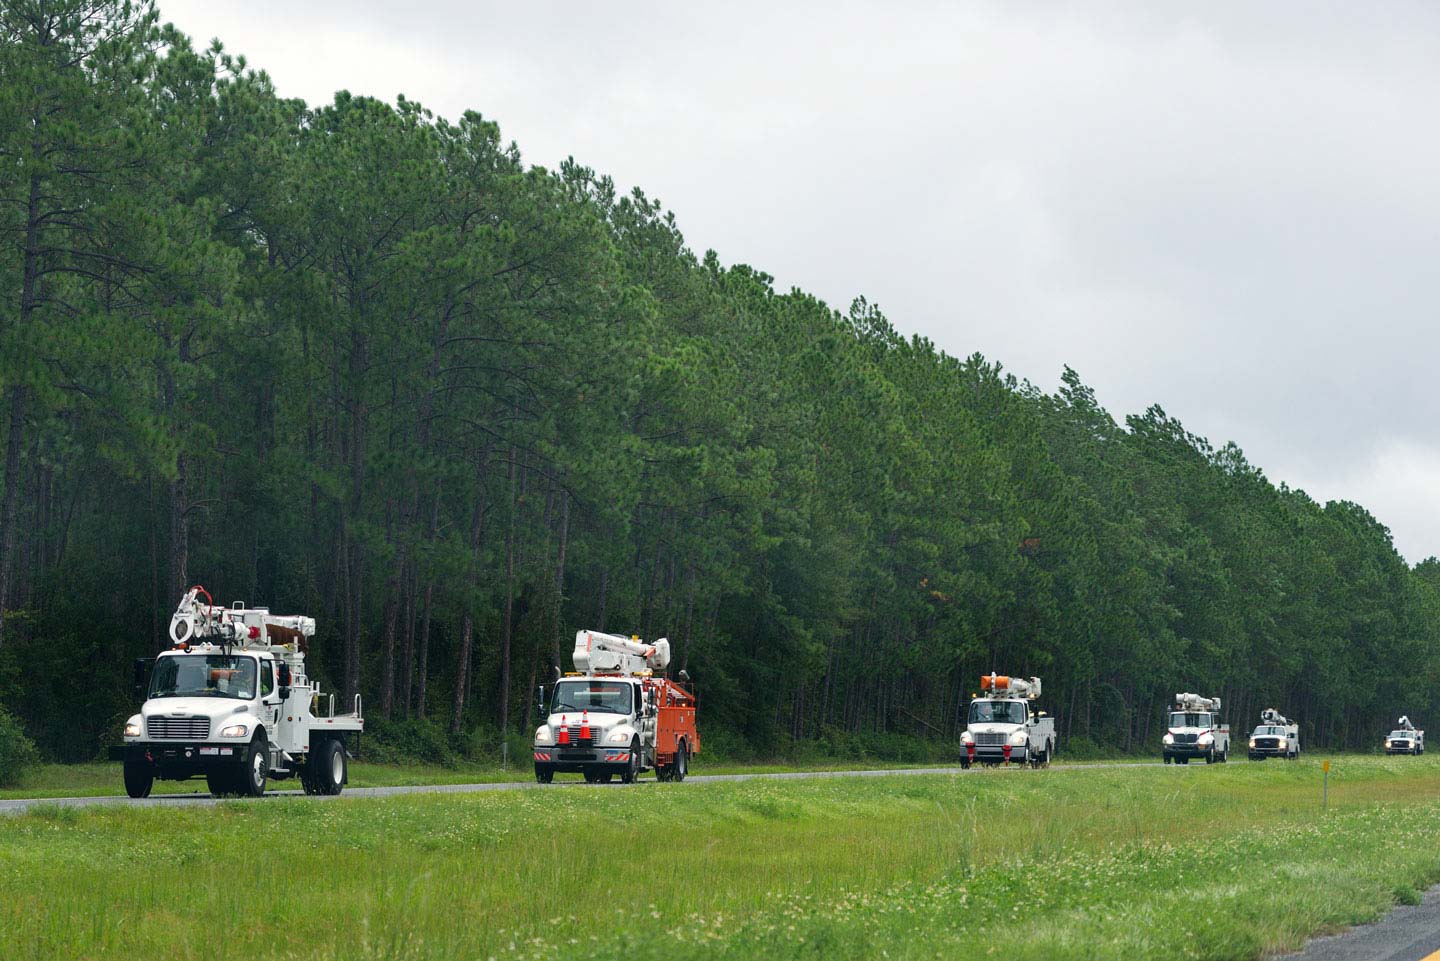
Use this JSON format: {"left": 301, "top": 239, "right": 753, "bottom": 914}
{"left": 533, "top": 630, "right": 699, "bottom": 784}
{"left": 959, "top": 674, "right": 1056, "bottom": 768}
{"left": 1247, "top": 708, "right": 1299, "bottom": 760}
{"left": 1385, "top": 716, "right": 1425, "bottom": 755}
{"left": 111, "top": 587, "right": 363, "bottom": 798}
{"left": 1162, "top": 692, "right": 1229, "bottom": 764}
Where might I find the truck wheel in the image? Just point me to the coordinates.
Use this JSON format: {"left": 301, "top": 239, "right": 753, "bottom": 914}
{"left": 311, "top": 738, "right": 346, "bottom": 796}
{"left": 620, "top": 742, "right": 640, "bottom": 784}
{"left": 207, "top": 770, "right": 237, "bottom": 796}
{"left": 242, "top": 737, "right": 268, "bottom": 797}
{"left": 123, "top": 760, "right": 153, "bottom": 799}
{"left": 674, "top": 742, "right": 688, "bottom": 782}
{"left": 1163, "top": 755, "right": 1172, "bottom": 765}
{"left": 535, "top": 766, "right": 554, "bottom": 784}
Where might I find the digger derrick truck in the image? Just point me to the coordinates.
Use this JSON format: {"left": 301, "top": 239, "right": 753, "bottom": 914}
{"left": 533, "top": 630, "right": 699, "bottom": 784}
{"left": 959, "top": 674, "right": 1055, "bottom": 768}
{"left": 110, "top": 587, "right": 363, "bottom": 798}
{"left": 1247, "top": 707, "right": 1300, "bottom": 760}
{"left": 1162, "top": 693, "right": 1229, "bottom": 765}
{"left": 1385, "top": 716, "right": 1425, "bottom": 755}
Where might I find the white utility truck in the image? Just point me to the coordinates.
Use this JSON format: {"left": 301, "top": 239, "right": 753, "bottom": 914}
{"left": 533, "top": 630, "right": 699, "bottom": 784}
{"left": 110, "top": 586, "right": 363, "bottom": 798}
{"left": 1162, "top": 692, "right": 1229, "bottom": 764}
{"left": 1385, "top": 716, "right": 1425, "bottom": 755}
{"left": 959, "top": 673, "right": 1056, "bottom": 767}
{"left": 1247, "top": 708, "right": 1300, "bottom": 760}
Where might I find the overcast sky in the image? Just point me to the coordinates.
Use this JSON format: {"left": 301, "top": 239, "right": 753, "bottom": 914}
{"left": 161, "top": 1, "right": 1440, "bottom": 562}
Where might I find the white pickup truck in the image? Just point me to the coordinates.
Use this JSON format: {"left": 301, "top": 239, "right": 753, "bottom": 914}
{"left": 1162, "top": 692, "right": 1229, "bottom": 765}
{"left": 959, "top": 674, "right": 1055, "bottom": 767}
{"left": 1247, "top": 708, "right": 1299, "bottom": 760}
{"left": 1385, "top": 717, "right": 1424, "bottom": 755}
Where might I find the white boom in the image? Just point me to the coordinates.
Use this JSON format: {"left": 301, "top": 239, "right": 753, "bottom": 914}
{"left": 169, "top": 586, "right": 315, "bottom": 649}
{"left": 573, "top": 629, "right": 671, "bottom": 675}
{"left": 1260, "top": 708, "right": 1291, "bottom": 727}
{"left": 1174, "top": 692, "right": 1221, "bottom": 712}
{"left": 1399, "top": 715, "right": 1417, "bottom": 732}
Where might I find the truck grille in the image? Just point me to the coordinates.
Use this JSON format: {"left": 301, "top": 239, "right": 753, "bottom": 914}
{"left": 563, "top": 726, "right": 593, "bottom": 743}
{"left": 1174, "top": 733, "right": 1198, "bottom": 744}
{"left": 1256, "top": 737, "right": 1279, "bottom": 749}
{"left": 146, "top": 716, "right": 210, "bottom": 739}
{"left": 975, "top": 732, "right": 1006, "bottom": 746}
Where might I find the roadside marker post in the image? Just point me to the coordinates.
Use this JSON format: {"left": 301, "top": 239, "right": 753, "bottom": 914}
{"left": 1323, "top": 759, "right": 1330, "bottom": 811}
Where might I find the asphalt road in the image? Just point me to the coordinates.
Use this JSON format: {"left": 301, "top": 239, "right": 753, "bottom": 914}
{"left": 1274, "top": 887, "right": 1440, "bottom": 961}
{"left": 0, "top": 760, "right": 1163, "bottom": 816}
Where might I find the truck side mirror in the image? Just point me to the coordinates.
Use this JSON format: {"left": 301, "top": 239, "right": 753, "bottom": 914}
{"left": 132, "top": 658, "right": 147, "bottom": 699}
{"left": 536, "top": 686, "right": 546, "bottom": 718}
{"left": 278, "top": 663, "right": 292, "bottom": 699}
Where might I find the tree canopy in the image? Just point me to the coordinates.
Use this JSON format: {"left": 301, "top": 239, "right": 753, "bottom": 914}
{"left": 2, "top": 1, "right": 1436, "bottom": 760}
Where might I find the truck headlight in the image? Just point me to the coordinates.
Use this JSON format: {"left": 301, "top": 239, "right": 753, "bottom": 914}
{"left": 1275, "top": 739, "right": 1286, "bottom": 749}
{"left": 1249, "top": 738, "right": 1257, "bottom": 748}
{"left": 1009, "top": 731, "right": 1028, "bottom": 746}
{"left": 1163, "top": 733, "right": 1174, "bottom": 745}
{"left": 607, "top": 730, "right": 631, "bottom": 744}
{"left": 1197, "top": 733, "right": 1213, "bottom": 744}
{"left": 219, "top": 724, "right": 249, "bottom": 738}
{"left": 535, "top": 725, "right": 554, "bottom": 745}
{"left": 124, "top": 722, "right": 141, "bottom": 737}
{"left": 960, "top": 731, "right": 974, "bottom": 744}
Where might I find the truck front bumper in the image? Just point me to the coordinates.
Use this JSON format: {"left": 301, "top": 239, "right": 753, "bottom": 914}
{"left": 1163, "top": 744, "right": 1215, "bottom": 759}
{"left": 533, "top": 745, "right": 634, "bottom": 774}
{"left": 110, "top": 742, "right": 245, "bottom": 777}
{"left": 966, "top": 746, "right": 1029, "bottom": 764}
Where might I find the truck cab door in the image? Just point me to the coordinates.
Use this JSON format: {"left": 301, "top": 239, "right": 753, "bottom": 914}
{"left": 259, "top": 661, "right": 284, "bottom": 747}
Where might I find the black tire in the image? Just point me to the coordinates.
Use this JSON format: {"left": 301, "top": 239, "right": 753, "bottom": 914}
{"left": 584, "top": 769, "right": 601, "bottom": 784}
{"left": 310, "top": 738, "right": 345, "bottom": 795}
{"left": 1178, "top": 756, "right": 1189, "bottom": 765}
{"left": 620, "top": 741, "right": 640, "bottom": 784}
{"left": 123, "top": 760, "right": 153, "bottom": 799}
{"left": 1164, "top": 755, "right": 1172, "bottom": 765}
{"left": 535, "top": 766, "right": 554, "bottom": 784}
{"left": 961, "top": 757, "right": 972, "bottom": 769}
{"left": 674, "top": 741, "right": 688, "bottom": 782}
{"left": 241, "top": 737, "right": 268, "bottom": 797}
{"left": 207, "top": 769, "right": 237, "bottom": 796}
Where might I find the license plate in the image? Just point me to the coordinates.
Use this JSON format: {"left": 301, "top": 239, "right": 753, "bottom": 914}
{"left": 199, "top": 747, "right": 218, "bottom": 755}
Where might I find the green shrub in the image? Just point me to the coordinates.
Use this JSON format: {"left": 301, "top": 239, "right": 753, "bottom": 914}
{"left": 362, "top": 716, "right": 458, "bottom": 767}
{"left": 0, "top": 704, "right": 40, "bottom": 786}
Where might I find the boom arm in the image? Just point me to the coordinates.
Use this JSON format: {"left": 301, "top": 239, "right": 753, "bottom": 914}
{"left": 573, "top": 630, "right": 671, "bottom": 675}
{"left": 169, "top": 586, "right": 315, "bottom": 649}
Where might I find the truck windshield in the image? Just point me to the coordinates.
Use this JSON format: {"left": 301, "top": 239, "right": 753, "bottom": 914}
{"left": 1170, "top": 713, "right": 1212, "bottom": 729}
{"left": 149, "top": 654, "right": 258, "bottom": 700}
{"left": 969, "top": 700, "right": 1027, "bottom": 724}
{"left": 1253, "top": 726, "right": 1283, "bottom": 736}
{"left": 1390, "top": 731, "right": 1412, "bottom": 738}
{"left": 552, "top": 680, "right": 632, "bottom": 715}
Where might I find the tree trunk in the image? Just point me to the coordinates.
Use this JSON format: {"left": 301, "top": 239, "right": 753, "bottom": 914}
{"left": 450, "top": 453, "right": 489, "bottom": 734}
{"left": 0, "top": 387, "right": 25, "bottom": 650}
{"left": 498, "top": 446, "right": 518, "bottom": 734}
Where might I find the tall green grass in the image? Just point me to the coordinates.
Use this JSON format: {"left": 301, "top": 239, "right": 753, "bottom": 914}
{"left": 4, "top": 756, "right": 1440, "bottom": 959}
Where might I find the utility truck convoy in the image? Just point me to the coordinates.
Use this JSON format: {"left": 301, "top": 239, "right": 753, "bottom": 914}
{"left": 959, "top": 674, "right": 1055, "bottom": 767}
{"left": 111, "top": 586, "right": 363, "bottom": 798}
{"left": 1385, "top": 716, "right": 1425, "bottom": 755}
{"left": 1247, "top": 708, "right": 1300, "bottom": 760}
{"left": 533, "top": 630, "right": 699, "bottom": 784}
{"left": 1162, "top": 693, "right": 1229, "bottom": 764}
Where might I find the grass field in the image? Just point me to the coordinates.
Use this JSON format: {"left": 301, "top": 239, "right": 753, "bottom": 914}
{"left": 0, "top": 757, "right": 966, "bottom": 800}
{"left": 5, "top": 756, "right": 1440, "bottom": 960}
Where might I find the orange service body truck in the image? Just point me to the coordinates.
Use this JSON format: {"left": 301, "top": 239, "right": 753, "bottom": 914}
{"left": 533, "top": 630, "right": 699, "bottom": 784}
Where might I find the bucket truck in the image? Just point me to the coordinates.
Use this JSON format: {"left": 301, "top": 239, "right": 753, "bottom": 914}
{"left": 533, "top": 630, "right": 700, "bottom": 784}
{"left": 1247, "top": 708, "right": 1300, "bottom": 760}
{"left": 959, "top": 674, "right": 1056, "bottom": 768}
{"left": 1163, "top": 692, "right": 1229, "bottom": 764}
{"left": 1385, "top": 716, "right": 1425, "bottom": 755}
{"left": 110, "top": 587, "right": 363, "bottom": 798}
